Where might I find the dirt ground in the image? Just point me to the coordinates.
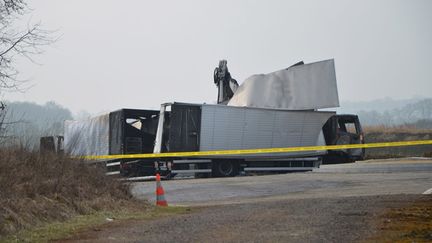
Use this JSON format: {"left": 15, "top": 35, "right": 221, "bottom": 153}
{"left": 368, "top": 195, "right": 432, "bottom": 242}
{"left": 57, "top": 194, "right": 431, "bottom": 243}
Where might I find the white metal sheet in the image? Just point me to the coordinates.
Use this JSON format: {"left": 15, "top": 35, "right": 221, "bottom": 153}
{"left": 228, "top": 59, "right": 339, "bottom": 110}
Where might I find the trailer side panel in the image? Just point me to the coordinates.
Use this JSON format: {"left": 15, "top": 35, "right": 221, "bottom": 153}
{"left": 199, "top": 105, "right": 334, "bottom": 158}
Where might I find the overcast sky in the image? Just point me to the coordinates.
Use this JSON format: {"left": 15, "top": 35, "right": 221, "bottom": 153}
{"left": 6, "top": 0, "right": 432, "bottom": 114}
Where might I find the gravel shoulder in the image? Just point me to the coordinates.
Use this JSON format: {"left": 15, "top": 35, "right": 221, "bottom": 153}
{"left": 57, "top": 194, "right": 430, "bottom": 243}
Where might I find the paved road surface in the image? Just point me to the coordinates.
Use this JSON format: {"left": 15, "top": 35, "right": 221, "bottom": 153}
{"left": 131, "top": 158, "right": 432, "bottom": 206}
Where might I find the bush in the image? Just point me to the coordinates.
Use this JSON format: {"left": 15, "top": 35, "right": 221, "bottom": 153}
{"left": 0, "top": 148, "right": 144, "bottom": 236}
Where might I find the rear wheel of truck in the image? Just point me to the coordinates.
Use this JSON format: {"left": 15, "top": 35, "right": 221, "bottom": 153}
{"left": 212, "top": 160, "right": 239, "bottom": 177}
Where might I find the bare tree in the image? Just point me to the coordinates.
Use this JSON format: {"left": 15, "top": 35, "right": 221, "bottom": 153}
{"left": 0, "top": 0, "right": 54, "bottom": 141}
{"left": 1, "top": 0, "right": 53, "bottom": 91}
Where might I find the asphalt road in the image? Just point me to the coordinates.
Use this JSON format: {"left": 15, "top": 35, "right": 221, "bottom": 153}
{"left": 131, "top": 158, "right": 432, "bottom": 206}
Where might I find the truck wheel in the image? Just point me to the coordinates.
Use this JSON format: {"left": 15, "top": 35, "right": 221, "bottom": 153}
{"left": 212, "top": 160, "right": 239, "bottom": 177}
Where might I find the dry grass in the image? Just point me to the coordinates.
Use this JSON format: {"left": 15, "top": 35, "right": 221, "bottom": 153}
{"left": 363, "top": 125, "right": 432, "bottom": 134}
{"left": 0, "top": 148, "right": 148, "bottom": 239}
{"left": 363, "top": 125, "right": 432, "bottom": 159}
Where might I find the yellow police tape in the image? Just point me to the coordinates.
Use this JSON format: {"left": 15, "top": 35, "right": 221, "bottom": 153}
{"left": 82, "top": 140, "right": 432, "bottom": 160}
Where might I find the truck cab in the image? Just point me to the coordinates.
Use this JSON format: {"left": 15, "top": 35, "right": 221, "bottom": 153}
{"left": 322, "top": 114, "right": 365, "bottom": 164}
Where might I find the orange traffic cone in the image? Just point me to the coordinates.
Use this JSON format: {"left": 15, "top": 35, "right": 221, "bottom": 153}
{"left": 155, "top": 173, "right": 168, "bottom": 206}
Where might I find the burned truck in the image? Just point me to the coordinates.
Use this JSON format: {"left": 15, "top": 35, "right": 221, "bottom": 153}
{"left": 63, "top": 104, "right": 363, "bottom": 177}
{"left": 63, "top": 59, "right": 364, "bottom": 177}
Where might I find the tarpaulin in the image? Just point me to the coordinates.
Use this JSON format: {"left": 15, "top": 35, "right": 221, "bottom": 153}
{"left": 64, "top": 114, "right": 109, "bottom": 156}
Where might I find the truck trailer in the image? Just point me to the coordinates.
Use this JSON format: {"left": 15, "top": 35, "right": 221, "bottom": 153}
{"left": 63, "top": 103, "right": 364, "bottom": 177}
{"left": 61, "top": 59, "right": 365, "bottom": 178}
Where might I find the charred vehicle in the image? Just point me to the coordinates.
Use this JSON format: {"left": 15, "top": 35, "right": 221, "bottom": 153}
{"left": 322, "top": 114, "right": 365, "bottom": 163}
{"left": 58, "top": 59, "right": 364, "bottom": 178}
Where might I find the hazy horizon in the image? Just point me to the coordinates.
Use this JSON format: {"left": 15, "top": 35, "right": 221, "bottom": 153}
{"left": 5, "top": 96, "right": 431, "bottom": 118}
{"left": 3, "top": 0, "right": 432, "bottom": 114}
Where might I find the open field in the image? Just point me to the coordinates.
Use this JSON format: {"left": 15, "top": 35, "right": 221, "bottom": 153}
{"left": 363, "top": 127, "right": 432, "bottom": 158}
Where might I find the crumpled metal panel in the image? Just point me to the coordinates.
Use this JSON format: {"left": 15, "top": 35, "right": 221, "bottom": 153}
{"left": 228, "top": 59, "right": 339, "bottom": 110}
{"left": 64, "top": 114, "right": 109, "bottom": 156}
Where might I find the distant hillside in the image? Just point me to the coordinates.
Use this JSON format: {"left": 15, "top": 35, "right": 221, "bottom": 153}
{"left": 337, "top": 98, "right": 432, "bottom": 127}
{"left": 338, "top": 97, "right": 425, "bottom": 114}
{"left": 0, "top": 101, "right": 72, "bottom": 149}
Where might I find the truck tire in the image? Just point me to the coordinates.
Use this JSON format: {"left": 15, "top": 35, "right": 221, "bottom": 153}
{"left": 212, "top": 160, "right": 239, "bottom": 177}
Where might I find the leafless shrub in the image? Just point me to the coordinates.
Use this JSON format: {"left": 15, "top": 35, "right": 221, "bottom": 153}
{"left": 1, "top": 0, "right": 57, "bottom": 148}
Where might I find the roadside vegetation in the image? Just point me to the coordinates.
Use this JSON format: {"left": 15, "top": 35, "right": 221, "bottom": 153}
{"left": 363, "top": 123, "right": 432, "bottom": 134}
{"left": 0, "top": 148, "right": 151, "bottom": 242}
{"left": 363, "top": 125, "right": 432, "bottom": 159}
